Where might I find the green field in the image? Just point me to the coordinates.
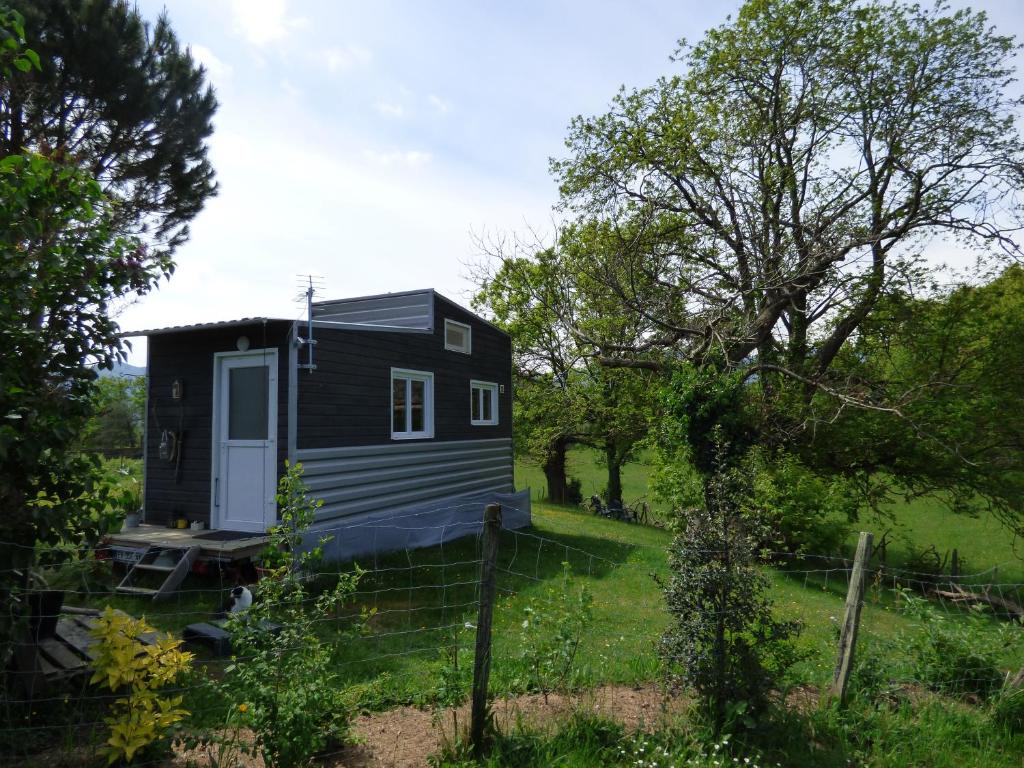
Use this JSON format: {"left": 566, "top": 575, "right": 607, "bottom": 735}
{"left": 517, "top": 446, "right": 1024, "bottom": 582}
{"left": 863, "top": 493, "right": 1024, "bottom": 585}
{"left": 515, "top": 446, "right": 662, "bottom": 512}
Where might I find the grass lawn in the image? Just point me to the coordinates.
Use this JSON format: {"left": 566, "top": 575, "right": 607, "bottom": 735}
{"left": 515, "top": 446, "right": 663, "bottom": 514}
{"left": 518, "top": 446, "right": 1024, "bottom": 583}
{"left": 26, "top": 452, "right": 1023, "bottom": 766}
{"left": 24, "top": 496, "right": 1024, "bottom": 767}
{"left": 857, "top": 494, "right": 1024, "bottom": 585}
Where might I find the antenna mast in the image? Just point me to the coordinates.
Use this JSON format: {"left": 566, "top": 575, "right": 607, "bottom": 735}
{"left": 296, "top": 275, "right": 320, "bottom": 371}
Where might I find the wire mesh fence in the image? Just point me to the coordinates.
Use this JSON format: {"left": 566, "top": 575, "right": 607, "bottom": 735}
{"left": 1, "top": 505, "right": 1022, "bottom": 767}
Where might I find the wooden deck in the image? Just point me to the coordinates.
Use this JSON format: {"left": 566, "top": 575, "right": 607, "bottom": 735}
{"left": 105, "top": 524, "right": 270, "bottom": 564}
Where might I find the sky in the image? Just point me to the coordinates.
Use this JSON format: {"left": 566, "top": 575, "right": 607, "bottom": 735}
{"left": 120, "top": 0, "right": 1024, "bottom": 364}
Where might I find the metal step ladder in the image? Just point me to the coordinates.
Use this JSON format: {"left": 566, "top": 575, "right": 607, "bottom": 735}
{"left": 115, "top": 545, "right": 200, "bottom": 601}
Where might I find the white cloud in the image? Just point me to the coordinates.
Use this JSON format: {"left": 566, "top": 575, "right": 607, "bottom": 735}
{"left": 230, "top": 0, "right": 306, "bottom": 45}
{"left": 280, "top": 79, "right": 303, "bottom": 99}
{"left": 373, "top": 100, "right": 405, "bottom": 118}
{"left": 117, "top": 119, "right": 552, "bottom": 365}
{"left": 319, "top": 45, "right": 371, "bottom": 74}
{"left": 190, "top": 44, "right": 233, "bottom": 85}
{"left": 428, "top": 94, "right": 451, "bottom": 114}
{"left": 362, "top": 149, "right": 432, "bottom": 167}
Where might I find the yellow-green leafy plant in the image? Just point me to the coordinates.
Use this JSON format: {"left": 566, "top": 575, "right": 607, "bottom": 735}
{"left": 89, "top": 607, "right": 193, "bottom": 764}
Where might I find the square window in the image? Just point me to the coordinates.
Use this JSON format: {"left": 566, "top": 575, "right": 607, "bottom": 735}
{"left": 444, "top": 319, "right": 472, "bottom": 354}
{"left": 470, "top": 380, "right": 499, "bottom": 426}
{"left": 391, "top": 369, "right": 433, "bottom": 439}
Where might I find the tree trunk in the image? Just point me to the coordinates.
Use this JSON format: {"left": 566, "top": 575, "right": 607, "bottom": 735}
{"left": 542, "top": 436, "right": 569, "bottom": 504}
{"left": 605, "top": 441, "right": 623, "bottom": 505}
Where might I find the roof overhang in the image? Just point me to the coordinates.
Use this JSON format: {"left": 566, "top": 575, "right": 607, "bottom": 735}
{"left": 121, "top": 317, "right": 292, "bottom": 337}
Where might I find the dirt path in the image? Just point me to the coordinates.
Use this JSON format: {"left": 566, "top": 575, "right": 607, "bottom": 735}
{"left": 329, "top": 684, "right": 687, "bottom": 768}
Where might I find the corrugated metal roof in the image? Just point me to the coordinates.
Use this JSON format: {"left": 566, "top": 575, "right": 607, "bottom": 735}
{"left": 121, "top": 317, "right": 292, "bottom": 337}
{"left": 120, "top": 288, "right": 508, "bottom": 338}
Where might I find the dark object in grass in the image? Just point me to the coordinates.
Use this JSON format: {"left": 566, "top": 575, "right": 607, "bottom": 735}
{"left": 183, "top": 622, "right": 232, "bottom": 656}
{"left": 183, "top": 619, "right": 281, "bottom": 657}
{"left": 588, "top": 495, "right": 640, "bottom": 523}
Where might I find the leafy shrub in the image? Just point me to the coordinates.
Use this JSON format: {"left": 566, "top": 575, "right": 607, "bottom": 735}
{"left": 206, "top": 462, "right": 363, "bottom": 768}
{"left": 509, "top": 564, "right": 593, "bottom": 699}
{"left": 742, "top": 449, "right": 856, "bottom": 555}
{"left": 89, "top": 607, "right": 192, "bottom": 764}
{"left": 900, "top": 590, "right": 1012, "bottom": 700}
{"left": 649, "top": 446, "right": 704, "bottom": 514}
{"left": 660, "top": 436, "right": 800, "bottom": 732}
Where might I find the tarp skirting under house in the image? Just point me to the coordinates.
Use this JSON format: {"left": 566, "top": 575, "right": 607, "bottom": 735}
{"left": 301, "top": 489, "right": 532, "bottom": 564}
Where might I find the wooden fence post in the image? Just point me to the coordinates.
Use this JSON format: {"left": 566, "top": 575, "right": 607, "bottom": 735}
{"left": 471, "top": 503, "right": 501, "bottom": 757}
{"left": 831, "top": 530, "right": 872, "bottom": 705}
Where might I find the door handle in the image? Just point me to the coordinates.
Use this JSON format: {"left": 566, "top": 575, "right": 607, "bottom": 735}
{"left": 214, "top": 478, "right": 219, "bottom": 507}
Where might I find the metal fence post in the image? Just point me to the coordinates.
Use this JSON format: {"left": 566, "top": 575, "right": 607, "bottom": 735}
{"left": 471, "top": 503, "right": 501, "bottom": 756}
{"left": 832, "top": 530, "right": 873, "bottom": 705}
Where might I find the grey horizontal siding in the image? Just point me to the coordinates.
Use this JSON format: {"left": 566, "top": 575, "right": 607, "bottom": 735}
{"left": 295, "top": 437, "right": 513, "bottom": 521}
{"left": 313, "top": 291, "right": 432, "bottom": 329}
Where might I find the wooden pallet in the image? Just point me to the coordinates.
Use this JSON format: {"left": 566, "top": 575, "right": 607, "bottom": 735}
{"left": 115, "top": 544, "right": 200, "bottom": 599}
{"left": 8, "top": 608, "right": 160, "bottom": 699}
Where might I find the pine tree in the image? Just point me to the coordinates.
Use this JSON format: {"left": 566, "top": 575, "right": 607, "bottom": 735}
{"left": 1, "top": 0, "right": 217, "bottom": 252}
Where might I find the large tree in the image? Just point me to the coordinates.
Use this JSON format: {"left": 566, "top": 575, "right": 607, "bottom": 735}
{"left": 505, "top": 0, "right": 1024, "bottom": 517}
{"left": 0, "top": 4, "right": 214, "bottom": 664}
{"left": 806, "top": 266, "right": 1024, "bottom": 528}
{"left": 475, "top": 251, "right": 657, "bottom": 505}
{"left": 1, "top": 0, "right": 217, "bottom": 252}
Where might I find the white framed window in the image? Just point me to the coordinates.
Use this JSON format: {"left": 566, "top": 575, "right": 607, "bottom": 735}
{"left": 444, "top": 319, "right": 472, "bottom": 354}
{"left": 470, "top": 380, "right": 499, "bottom": 426}
{"left": 391, "top": 368, "right": 434, "bottom": 439}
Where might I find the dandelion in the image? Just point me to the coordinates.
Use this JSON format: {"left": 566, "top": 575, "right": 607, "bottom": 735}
{"left": 237, "top": 703, "right": 248, "bottom": 713}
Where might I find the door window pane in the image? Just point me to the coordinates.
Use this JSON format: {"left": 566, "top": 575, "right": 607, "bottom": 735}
{"left": 393, "top": 378, "right": 406, "bottom": 433}
{"left": 229, "top": 365, "right": 269, "bottom": 440}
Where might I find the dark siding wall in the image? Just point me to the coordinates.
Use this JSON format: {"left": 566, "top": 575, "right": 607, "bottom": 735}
{"left": 144, "top": 322, "right": 291, "bottom": 526}
{"left": 297, "top": 294, "right": 512, "bottom": 449}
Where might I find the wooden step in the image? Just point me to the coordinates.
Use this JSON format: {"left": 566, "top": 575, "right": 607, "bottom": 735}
{"left": 114, "top": 544, "right": 200, "bottom": 600}
{"left": 115, "top": 586, "right": 157, "bottom": 596}
{"left": 133, "top": 563, "right": 175, "bottom": 573}
{"left": 154, "top": 546, "right": 200, "bottom": 601}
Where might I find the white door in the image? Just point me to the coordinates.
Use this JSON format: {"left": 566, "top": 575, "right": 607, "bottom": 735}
{"left": 213, "top": 350, "right": 278, "bottom": 532}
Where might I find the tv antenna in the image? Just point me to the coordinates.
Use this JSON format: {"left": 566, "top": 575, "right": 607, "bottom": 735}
{"left": 295, "top": 274, "right": 322, "bottom": 371}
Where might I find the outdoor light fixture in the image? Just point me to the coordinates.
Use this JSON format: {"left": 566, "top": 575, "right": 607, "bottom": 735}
{"left": 236, "top": 335, "right": 250, "bottom": 351}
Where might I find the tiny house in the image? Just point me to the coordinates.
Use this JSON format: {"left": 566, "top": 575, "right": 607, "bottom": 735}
{"left": 125, "top": 289, "right": 529, "bottom": 561}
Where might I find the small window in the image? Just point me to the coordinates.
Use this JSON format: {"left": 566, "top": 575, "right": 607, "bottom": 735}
{"left": 470, "top": 380, "right": 499, "bottom": 426}
{"left": 392, "top": 368, "right": 434, "bottom": 439}
{"left": 444, "top": 319, "right": 472, "bottom": 354}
